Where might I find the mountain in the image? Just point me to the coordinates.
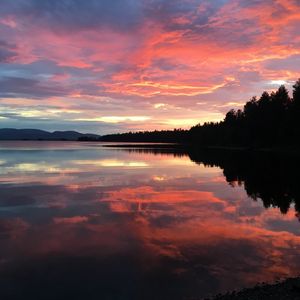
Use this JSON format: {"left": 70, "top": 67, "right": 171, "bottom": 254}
{"left": 0, "top": 128, "right": 100, "bottom": 141}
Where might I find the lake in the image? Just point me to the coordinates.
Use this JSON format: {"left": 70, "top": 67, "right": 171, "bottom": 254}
{"left": 0, "top": 141, "right": 300, "bottom": 300}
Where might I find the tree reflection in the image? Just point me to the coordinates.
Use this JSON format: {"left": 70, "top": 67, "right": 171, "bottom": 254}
{"left": 121, "top": 147, "right": 300, "bottom": 215}
{"left": 191, "top": 149, "right": 300, "bottom": 214}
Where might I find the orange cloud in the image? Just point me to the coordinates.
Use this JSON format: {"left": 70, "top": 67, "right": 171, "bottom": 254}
{"left": 1, "top": 0, "right": 300, "bottom": 132}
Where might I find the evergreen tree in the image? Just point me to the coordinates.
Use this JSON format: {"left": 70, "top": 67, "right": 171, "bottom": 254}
{"left": 293, "top": 79, "right": 300, "bottom": 105}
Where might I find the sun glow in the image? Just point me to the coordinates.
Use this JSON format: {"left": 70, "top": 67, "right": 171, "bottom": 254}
{"left": 75, "top": 116, "right": 151, "bottom": 123}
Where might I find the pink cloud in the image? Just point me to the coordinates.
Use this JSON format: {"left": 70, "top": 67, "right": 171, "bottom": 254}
{"left": 53, "top": 216, "right": 89, "bottom": 224}
{"left": 0, "top": 0, "right": 300, "bottom": 132}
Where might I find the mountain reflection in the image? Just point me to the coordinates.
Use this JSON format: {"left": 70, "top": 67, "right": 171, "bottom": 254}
{"left": 1, "top": 142, "right": 300, "bottom": 300}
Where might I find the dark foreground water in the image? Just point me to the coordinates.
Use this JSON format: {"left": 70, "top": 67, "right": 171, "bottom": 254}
{"left": 0, "top": 141, "right": 300, "bottom": 300}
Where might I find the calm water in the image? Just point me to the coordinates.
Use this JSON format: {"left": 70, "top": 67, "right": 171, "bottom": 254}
{"left": 0, "top": 141, "right": 300, "bottom": 299}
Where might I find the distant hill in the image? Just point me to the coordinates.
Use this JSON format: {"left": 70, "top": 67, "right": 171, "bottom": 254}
{"left": 0, "top": 128, "right": 100, "bottom": 141}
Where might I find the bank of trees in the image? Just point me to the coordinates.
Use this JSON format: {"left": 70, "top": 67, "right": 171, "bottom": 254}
{"left": 101, "top": 79, "right": 300, "bottom": 148}
{"left": 189, "top": 79, "right": 300, "bottom": 147}
{"left": 101, "top": 129, "right": 188, "bottom": 143}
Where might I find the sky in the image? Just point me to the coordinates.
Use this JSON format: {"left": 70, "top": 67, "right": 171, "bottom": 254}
{"left": 0, "top": 0, "right": 300, "bottom": 134}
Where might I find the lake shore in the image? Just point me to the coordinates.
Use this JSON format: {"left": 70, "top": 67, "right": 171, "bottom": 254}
{"left": 208, "top": 277, "right": 300, "bottom": 300}
{"left": 103, "top": 143, "right": 300, "bottom": 156}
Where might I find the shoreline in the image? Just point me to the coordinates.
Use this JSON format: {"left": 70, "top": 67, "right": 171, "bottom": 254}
{"left": 102, "top": 143, "right": 300, "bottom": 156}
{"left": 207, "top": 277, "right": 300, "bottom": 300}
{"left": 1, "top": 139, "right": 299, "bottom": 155}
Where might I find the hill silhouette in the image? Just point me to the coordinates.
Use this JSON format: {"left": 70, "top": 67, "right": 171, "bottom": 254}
{"left": 0, "top": 129, "right": 100, "bottom": 141}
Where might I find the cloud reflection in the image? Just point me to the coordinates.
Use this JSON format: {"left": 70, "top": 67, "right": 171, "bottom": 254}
{"left": 0, "top": 142, "right": 300, "bottom": 299}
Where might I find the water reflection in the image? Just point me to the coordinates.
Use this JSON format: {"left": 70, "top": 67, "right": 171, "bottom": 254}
{"left": 0, "top": 142, "right": 300, "bottom": 300}
{"left": 125, "top": 147, "right": 300, "bottom": 216}
{"left": 188, "top": 148, "right": 300, "bottom": 215}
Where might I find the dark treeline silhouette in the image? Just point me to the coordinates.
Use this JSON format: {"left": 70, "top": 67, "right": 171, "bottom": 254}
{"left": 100, "top": 79, "right": 300, "bottom": 148}
{"left": 118, "top": 146, "right": 300, "bottom": 215}
{"left": 190, "top": 79, "right": 300, "bottom": 147}
{"left": 101, "top": 129, "right": 188, "bottom": 143}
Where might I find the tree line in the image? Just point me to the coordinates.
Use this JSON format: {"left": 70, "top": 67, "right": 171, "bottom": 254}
{"left": 99, "top": 129, "right": 188, "bottom": 143}
{"left": 97, "top": 79, "right": 300, "bottom": 148}
{"left": 190, "top": 79, "right": 300, "bottom": 147}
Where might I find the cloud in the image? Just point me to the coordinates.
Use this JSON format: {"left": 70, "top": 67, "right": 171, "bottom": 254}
{"left": 0, "top": 48, "right": 17, "bottom": 63}
{"left": 0, "top": 0, "right": 300, "bottom": 132}
{"left": 0, "top": 40, "right": 17, "bottom": 62}
{"left": 0, "top": 0, "right": 144, "bottom": 32}
{"left": 263, "top": 54, "right": 300, "bottom": 72}
{"left": 0, "top": 76, "right": 69, "bottom": 98}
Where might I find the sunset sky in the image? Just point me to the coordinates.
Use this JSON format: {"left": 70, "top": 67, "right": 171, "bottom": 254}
{"left": 0, "top": 0, "right": 300, "bottom": 134}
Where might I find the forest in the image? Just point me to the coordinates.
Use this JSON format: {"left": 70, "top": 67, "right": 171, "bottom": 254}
{"left": 99, "top": 79, "right": 300, "bottom": 148}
